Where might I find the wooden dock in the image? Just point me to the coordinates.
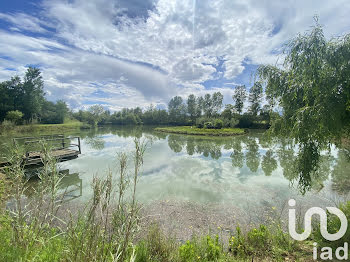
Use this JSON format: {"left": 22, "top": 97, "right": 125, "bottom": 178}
{"left": 0, "top": 135, "right": 81, "bottom": 168}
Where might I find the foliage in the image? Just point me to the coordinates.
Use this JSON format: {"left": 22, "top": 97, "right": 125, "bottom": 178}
{"left": 179, "top": 235, "right": 221, "bottom": 262}
{"left": 41, "top": 100, "right": 69, "bottom": 124}
{"left": 313, "top": 201, "right": 350, "bottom": 250}
{"left": 0, "top": 141, "right": 318, "bottom": 262}
{"left": 0, "top": 67, "right": 272, "bottom": 130}
{"left": 257, "top": 21, "right": 350, "bottom": 192}
{"left": 214, "top": 119, "right": 224, "bottom": 129}
{"left": 5, "top": 110, "right": 23, "bottom": 124}
{"left": 187, "top": 94, "right": 198, "bottom": 123}
{"left": 229, "top": 225, "right": 298, "bottom": 260}
{"left": 0, "top": 67, "right": 71, "bottom": 124}
{"left": 0, "top": 140, "right": 146, "bottom": 262}
{"left": 169, "top": 96, "right": 187, "bottom": 125}
{"left": 22, "top": 67, "right": 45, "bottom": 120}
{"left": 135, "top": 224, "right": 177, "bottom": 262}
{"left": 248, "top": 82, "right": 263, "bottom": 116}
{"left": 232, "top": 85, "right": 247, "bottom": 115}
{"left": 222, "top": 118, "right": 239, "bottom": 128}
{"left": 196, "top": 117, "right": 208, "bottom": 128}
{"left": 237, "top": 114, "right": 253, "bottom": 128}
{"left": 88, "top": 104, "right": 105, "bottom": 126}
{"left": 204, "top": 121, "right": 214, "bottom": 129}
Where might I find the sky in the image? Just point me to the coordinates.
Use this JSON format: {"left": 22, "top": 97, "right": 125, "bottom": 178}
{"left": 0, "top": 0, "right": 350, "bottom": 111}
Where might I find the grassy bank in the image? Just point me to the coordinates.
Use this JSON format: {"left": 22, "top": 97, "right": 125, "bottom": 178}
{"left": 155, "top": 126, "right": 246, "bottom": 136}
{"left": 0, "top": 120, "right": 90, "bottom": 135}
{"left": 0, "top": 216, "right": 314, "bottom": 261}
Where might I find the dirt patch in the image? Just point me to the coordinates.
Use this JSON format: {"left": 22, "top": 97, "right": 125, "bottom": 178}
{"left": 139, "top": 200, "right": 274, "bottom": 243}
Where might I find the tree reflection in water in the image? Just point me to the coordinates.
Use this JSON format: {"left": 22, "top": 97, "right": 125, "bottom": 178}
{"left": 164, "top": 132, "right": 350, "bottom": 195}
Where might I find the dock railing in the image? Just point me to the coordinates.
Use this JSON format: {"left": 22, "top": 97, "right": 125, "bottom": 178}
{"left": 12, "top": 135, "right": 81, "bottom": 158}
{"left": 22, "top": 137, "right": 81, "bottom": 157}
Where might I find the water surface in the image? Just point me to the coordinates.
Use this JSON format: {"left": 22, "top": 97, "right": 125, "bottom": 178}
{"left": 2, "top": 126, "right": 350, "bottom": 214}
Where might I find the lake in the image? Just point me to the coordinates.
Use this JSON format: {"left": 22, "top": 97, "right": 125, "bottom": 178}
{"left": 2, "top": 126, "right": 350, "bottom": 238}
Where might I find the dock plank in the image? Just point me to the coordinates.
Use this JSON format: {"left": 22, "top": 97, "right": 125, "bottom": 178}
{"left": 25, "top": 149, "right": 80, "bottom": 166}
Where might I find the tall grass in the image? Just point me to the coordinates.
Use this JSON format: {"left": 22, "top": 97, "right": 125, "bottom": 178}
{"left": 0, "top": 139, "right": 319, "bottom": 261}
{"left": 0, "top": 138, "right": 147, "bottom": 261}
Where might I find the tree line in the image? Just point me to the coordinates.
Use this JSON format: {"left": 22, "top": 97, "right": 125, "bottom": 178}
{"left": 72, "top": 85, "right": 271, "bottom": 129}
{"left": 0, "top": 67, "right": 69, "bottom": 125}
{"left": 0, "top": 67, "right": 272, "bottom": 128}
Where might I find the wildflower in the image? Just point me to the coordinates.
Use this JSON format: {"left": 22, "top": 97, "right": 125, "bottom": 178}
{"left": 272, "top": 206, "right": 276, "bottom": 210}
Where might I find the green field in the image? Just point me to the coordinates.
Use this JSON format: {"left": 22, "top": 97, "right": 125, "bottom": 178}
{"left": 154, "top": 126, "right": 246, "bottom": 136}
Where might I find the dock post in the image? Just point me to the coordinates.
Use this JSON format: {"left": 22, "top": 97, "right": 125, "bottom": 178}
{"left": 62, "top": 137, "right": 65, "bottom": 149}
{"left": 78, "top": 137, "right": 81, "bottom": 154}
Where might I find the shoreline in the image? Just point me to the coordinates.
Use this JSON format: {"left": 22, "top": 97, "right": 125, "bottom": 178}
{"left": 154, "top": 126, "right": 246, "bottom": 136}
{"left": 0, "top": 122, "right": 90, "bottom": 135}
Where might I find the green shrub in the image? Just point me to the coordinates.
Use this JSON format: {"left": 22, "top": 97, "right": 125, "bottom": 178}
{"left": 179, "top": 241, "right": 196, "bottom": 262}
{"left": 5, "top": 110, "right": 23, "bottom": 125}
{"left": 247, "top": 225, "right": 270, "bottom": 251}
{"left": 204, "top": 235, "right": 221, "bottom": 261}
{"left": 179, "top": 235, "right": 221, "bottom": 262}
{"left": 196, "top": 117, "right": 208, "bottom": 128}
{"left": 204, "top": 122, "right": 214, "bottom": 129}
{"left": 237, "top": 114, "right": 253, "bottom": 128}
{"left": 223, "top": 118, "right": 239, "bottom": 128}
{"left": 229, "top": 226, "right": 247, "bottom": 257}
{"left": 144, "top": 224, "right": 176, "bottom": 262}
{"left": 214, "top": 119, "right": 223, "bottom": 129}
{"left": 229, "top": 224, "right": 296, "bottom": 259}
{"left": 313, "top": 201, "right": 350, "bottom": 249}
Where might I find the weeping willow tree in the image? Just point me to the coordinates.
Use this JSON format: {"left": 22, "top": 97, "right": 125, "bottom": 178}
{"left": 257, "top": 20, "right": 350, "bottom": 193}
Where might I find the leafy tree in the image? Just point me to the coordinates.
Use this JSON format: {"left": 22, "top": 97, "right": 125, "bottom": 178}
{"left": 221, "top": 104, "right": 234, "bottom": 119}
{"left": 248, "top": 82, "right": 263, "bottom": 116}
{"left": 5, "top": 110, "right": 23, "bottom": 124}
{"left": 168, "top": 96, "right": 186, "bottom": 124}
{"left": 212, "top": 92, "right": 223, "bottom": 116}
{"left": 196, "top": 96, "right": 204, "bottom": 117}
{"left": 203, "top": 94, "right": 213, "bottom": 117}
{"left": 0, "top": 76, "right": 23, "bottom": 121}
{"left": 88, "top": 105, "right": 105, "bottom": 126}
{"left": 55, "top": 100, "right": 69, "bottom": 123}
{"left": 232, "top": 85, "right": 246, "bottom": 115}
{"left": 214, "top": 119, "right": 223, "bottom": 129}
{"left": 187, "top": 94, "right": 197, "bottom": 123}
{"left": 257, "top": 22, "right": 350, "bottom": 192}
{"left": 22, "top": 67, "right": 45, "bottom": 121}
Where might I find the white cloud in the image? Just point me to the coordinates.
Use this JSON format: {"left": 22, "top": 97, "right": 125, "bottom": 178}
{"left": 0, "top": 0, "right": 349, "bottom": 110}
{"left": 0, "top": 13, "right": 49, "bottom": 33}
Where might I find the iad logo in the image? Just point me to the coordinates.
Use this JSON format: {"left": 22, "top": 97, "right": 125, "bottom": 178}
{"left": 288, "top": 199, "right": 348, "bottom": 260}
